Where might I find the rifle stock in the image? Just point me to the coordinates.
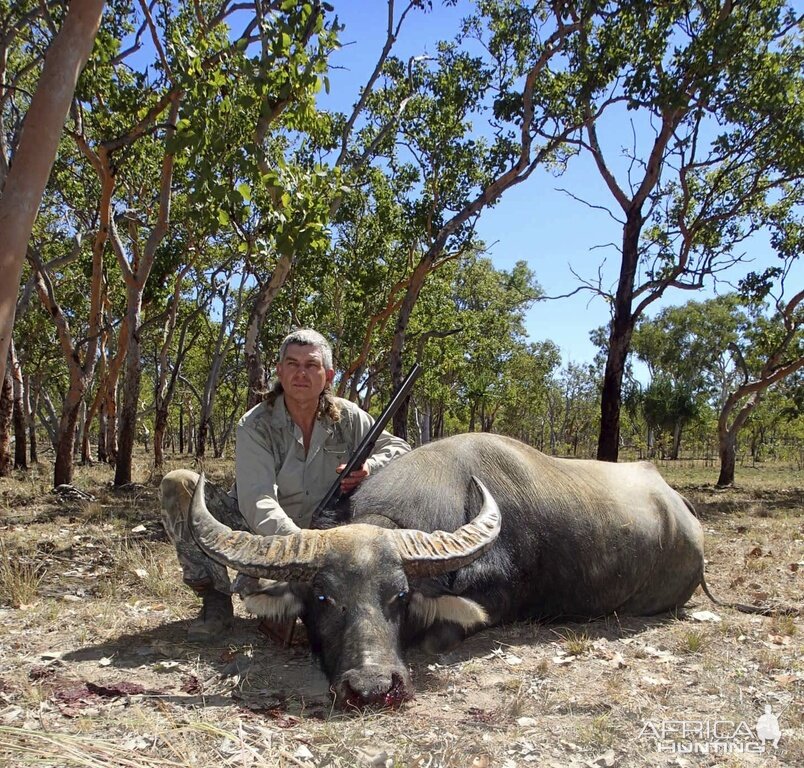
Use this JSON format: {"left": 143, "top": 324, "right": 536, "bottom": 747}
{"left": 312, "top": 363, "right": 422, "bottom": 518}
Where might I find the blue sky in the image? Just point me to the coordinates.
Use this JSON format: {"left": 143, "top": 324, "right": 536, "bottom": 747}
{"left": 321, "top": 1, "right": 802, "bottom": 371}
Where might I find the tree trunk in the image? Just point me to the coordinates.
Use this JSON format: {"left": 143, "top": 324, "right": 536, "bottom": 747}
{"left": 105, "top": 387, "right": 118, "bottom": 466}
{"left": 80, "top": 407, "right": 95, "bottom": 465}
{"left": 81, "top": 332, "right": 108, "bottom": 464}
{"left": 197, "top": 288, "right": 241, "bottom": 459}
{"left": 114, "top": 295, "right": 143, "bottom": 486}
{"left": 74, "top": 399, "right": 86, "bottom": 459}
{"left": 54, "top": 400, "right": 82, "bottom": 486}
{"left": 0, "top": 364, "right": 11, "bottom": 476}
{"left": 244, "top": 254, "right": 292, "bottom": 408}
{"left": 38, "top": 389, "right": 60, "bottom": 450}
{"left": 716, "top": 430, "right": 737, "bottom": 487}
{"left": 12, "top": 380, "right": 26, "bottom": 469}
{"left": 25, "top": 374, "right": 37, "bottom": 464}
{"left": 716, "top": 393, "right": 758, "bottom": 488}
{"left": 9, "top": 342, "right": 26, "bottom": 469}
{"left": 53, "top": 368, "right": 90, "bottom": 486}
{"left": 433, "top": 402, "right": 443, "bottom": 439}
{"left": 97, "top": 401, "right": 107, "bottom": 463}
{"left": 196, "top": 419, "right": 208, "bottom": 458}
{"left": 152, "top": 263, "right": 199, "bottom": 469}
{"left": 597, "top": 211, "right": 641, "bottom": 462}
{"left": 100, "top": 317, "right": 128, "bottom": 466}
{"left": 112, "top": 95, "right": 180, "bottom": 486}
{"left": 154, "top": 406, "right": 168, "bottom": 469}
{"left": 0, "top": 0, "right": 105, "bottom": 384}
{"left": 418, "top": 400, "right": 431, "bottom": 445}
{"left": 210, "top": 421, "right": 219, "bottom": 458}
{"left": 670, "top": 421, "right": 683, "bottom": 461}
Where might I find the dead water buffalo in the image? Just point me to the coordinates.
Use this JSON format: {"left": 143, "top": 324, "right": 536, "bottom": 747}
{"left": 188, "top": 433, "right": 706, "bottom": 708}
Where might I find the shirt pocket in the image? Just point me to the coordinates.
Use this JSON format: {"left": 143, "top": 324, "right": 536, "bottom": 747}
{"left": 323, "top": 442, "right": 349, "bottom": 458}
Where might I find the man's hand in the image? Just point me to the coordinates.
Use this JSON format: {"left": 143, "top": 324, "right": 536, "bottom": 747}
{"left": 336, "top": 462, "right": 370, "bottom": 493}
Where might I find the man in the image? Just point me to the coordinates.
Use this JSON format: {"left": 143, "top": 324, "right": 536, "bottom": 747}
{"left": 160, "top": 328, "right": 411, "bottom": 641}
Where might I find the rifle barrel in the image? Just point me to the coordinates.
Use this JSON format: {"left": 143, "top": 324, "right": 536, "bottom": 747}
{"left": 312, "top": 363, "right": 422, "bottom": 517}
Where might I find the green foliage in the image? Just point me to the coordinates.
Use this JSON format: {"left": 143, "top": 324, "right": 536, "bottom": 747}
{"left": 7, "top": 0, "right": 802, "bottom": 470}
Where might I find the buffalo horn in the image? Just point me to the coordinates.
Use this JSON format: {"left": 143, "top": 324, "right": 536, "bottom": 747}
{"left": 188, "top": 473, "right": 324, "bottom": 582}
{"left": 391, "top": 476, "right": 501, "bottom": 578}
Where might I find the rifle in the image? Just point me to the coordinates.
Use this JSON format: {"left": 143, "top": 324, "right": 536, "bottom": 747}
{"left": 312, "top": 362, "right": 422, "bottom": 518}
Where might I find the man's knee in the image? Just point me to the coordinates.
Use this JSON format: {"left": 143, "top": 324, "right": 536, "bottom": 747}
{"left": 160, "top": 469, "right": 200, "bottom": 534}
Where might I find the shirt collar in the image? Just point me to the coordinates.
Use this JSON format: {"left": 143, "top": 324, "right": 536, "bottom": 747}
{"left": 271, "top": 393, "right": 335, "bottom": 436}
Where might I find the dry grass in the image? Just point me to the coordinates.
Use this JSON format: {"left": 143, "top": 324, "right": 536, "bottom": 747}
{"left": 0, "top": 453, "right": 801, "bottom": 767}
{"left": 0, "top": 538, "right": 46, "bottom": 608}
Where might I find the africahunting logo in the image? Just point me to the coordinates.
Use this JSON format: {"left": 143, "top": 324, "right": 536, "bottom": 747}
{"left": 639, "top": 705, "right": 782, "bottom": 755}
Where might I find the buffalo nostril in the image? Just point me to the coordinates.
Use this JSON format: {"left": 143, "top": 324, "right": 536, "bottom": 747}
{"left": 334, "top": 670, "right": 411, "bottom": 710}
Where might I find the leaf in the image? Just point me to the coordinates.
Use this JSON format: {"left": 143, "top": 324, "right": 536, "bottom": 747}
{"left": 236, "top": 182, "right": 252, "bottom": 203}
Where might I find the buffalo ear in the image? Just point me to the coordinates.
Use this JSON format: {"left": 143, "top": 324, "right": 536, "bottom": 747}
{"left": 240, "top": 581, "right": 305, "bottom": 622}
{"left": 408, "top": 592, "right": 489, "bottom": 630}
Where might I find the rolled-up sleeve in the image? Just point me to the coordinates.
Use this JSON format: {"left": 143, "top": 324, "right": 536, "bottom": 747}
{"left": 350, "top": 408, "right": 411, "bottom": 474}
{"left": 235, "top": 420, "right": 301, "bottom": 536}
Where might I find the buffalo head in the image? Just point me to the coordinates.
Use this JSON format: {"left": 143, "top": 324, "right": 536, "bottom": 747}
{"left": 188, "top": 473, "right": 500, "bottom": 708}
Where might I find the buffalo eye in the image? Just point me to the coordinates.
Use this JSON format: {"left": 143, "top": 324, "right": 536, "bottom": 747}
{"left": 316, "top": 594, "right": 334, "bottom": 606}
{"left": 396, "top": 590, "right": 409, "bottom": 602}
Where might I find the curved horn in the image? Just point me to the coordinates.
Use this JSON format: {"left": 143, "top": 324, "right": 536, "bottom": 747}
{"left": 391, "top": 476, "right": 501, "bottom": 578}
{"left": 188, "top": 473, "right": 326, "bottom": 581}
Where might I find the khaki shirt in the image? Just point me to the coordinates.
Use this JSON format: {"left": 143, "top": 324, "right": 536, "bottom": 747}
{"left": 232, "top": 394, "right": 411, "bottom": 535}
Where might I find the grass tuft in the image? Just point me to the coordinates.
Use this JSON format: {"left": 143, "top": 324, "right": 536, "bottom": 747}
{"left": 677, "top": 629, "right": 707, "bottom": 655}
{"left": 557, "top": 628, "right": 591, "bottom": 656}
{"left": 0, "top": 538, "right": 46, "bottom": 608}
{"left": 115, "top": 539, "right": 180, "bottom": 602}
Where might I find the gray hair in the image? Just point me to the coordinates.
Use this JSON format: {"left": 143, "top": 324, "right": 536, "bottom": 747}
{"left": 279, "top": 328, "right": 333, "bottom": 370}
{"left": 264, "top": 328, "right": 340, "bottom": 420}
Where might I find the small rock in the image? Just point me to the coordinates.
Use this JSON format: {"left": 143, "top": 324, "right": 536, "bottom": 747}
{"left": 517, "top": 717, "right": 538, "bottom": 727}
{"left": 690, "top": 610, "right": 721, "bottom": 622}
{"left": 294, "top": 745, "right": 314, "bottom": 761}
{"left": 153, "top": 661, "right": 180, "bottom": 672}
{"left": 586, "top": 748, "right": 616, "bottom": 767}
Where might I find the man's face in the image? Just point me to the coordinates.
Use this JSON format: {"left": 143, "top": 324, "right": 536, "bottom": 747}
{"left": 277, "top": 344, "right": 335, "bottom": 403}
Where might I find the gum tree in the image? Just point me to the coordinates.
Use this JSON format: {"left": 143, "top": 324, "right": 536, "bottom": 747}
{"left": 0, "top": 0, "right": 104, "bottom": 394}
{"left": 553, "top": 0, "right": 804, "bottom": 460}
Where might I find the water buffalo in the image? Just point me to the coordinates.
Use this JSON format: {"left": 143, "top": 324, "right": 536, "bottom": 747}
{"left": 188, "top": 433, "right": 707, "bottom": 709}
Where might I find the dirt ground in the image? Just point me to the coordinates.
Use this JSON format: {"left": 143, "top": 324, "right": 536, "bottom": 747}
{"left": 0, "top": 457, "right": 801, "bottom": 767}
